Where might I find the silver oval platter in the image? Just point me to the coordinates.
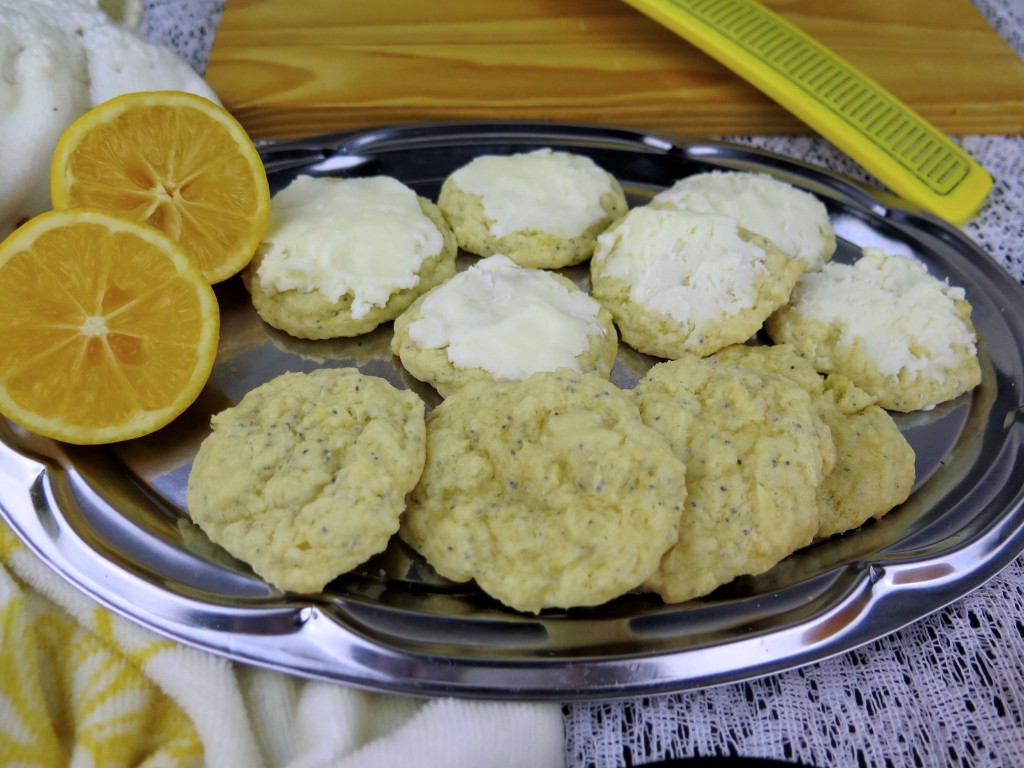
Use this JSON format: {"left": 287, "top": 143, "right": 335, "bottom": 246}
{"left": 3, "top": 122, "right": 1024, "bottom": 700}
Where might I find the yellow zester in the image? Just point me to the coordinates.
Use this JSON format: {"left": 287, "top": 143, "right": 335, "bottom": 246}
{"left": 621, "top": 0, "right": 993, "bottom": 225}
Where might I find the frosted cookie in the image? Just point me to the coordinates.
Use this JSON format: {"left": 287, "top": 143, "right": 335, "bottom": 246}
{"left": 652, "top": 170, "right": 836, "bottom": 272}
{"left": 186, "top": 368, "right": 426, "bottom": 593}
{"left": 437, "top": 149, "right": 628, "bottom": 269}
{"left": 246, "top": 175, "right": 457, "bottom": 339}
{"left": 714, "top": 344, "right": 916, "bottom": 539}
{"left": 391, "top": 254, "right": 618, "bottom": 397}
{"left": 765, "top": 248, "right": 981, "bottom": 411}
{"left": 400, "top": 369, "right": 687, "bottom": 613}
{"left": 590, "top": 206, "right": 804, "bottom": 359}
{"left": 633, "top": 352, "right": 834, "bottom": 603}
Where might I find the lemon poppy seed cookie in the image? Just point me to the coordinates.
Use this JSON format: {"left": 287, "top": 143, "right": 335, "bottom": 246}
{"left": 186, "top": 368, "right": 426, "bottom": 594}
{"left": 437, "top": 149, "right": 628, "bottom": 269}
{"left": 652, "top": 170, "right": 836, "bottom": 272}
{"left": 391, "top": 254, "right": 618, "bottom": 397}
{"left": 633, "top": 353, "right": 834, "bottom": 603}
{"left": 714, "top": 343, "right": 916, "bottom": 539}
{"left": 400, "top": 369, "right": 687, "bottom": 613}
{"left": 246, "top": 175, "right": 457, "bottom": 339}
{"left": 765, "top": 248, "right": 981, "bottom": 411}
{"left": 590, "top": 207, "right": 804, "bottom": 359}
{"left": 813, "top": 374, "right": 916, "bottom": 537}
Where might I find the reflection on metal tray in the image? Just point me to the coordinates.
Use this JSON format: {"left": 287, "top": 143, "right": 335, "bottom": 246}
{"left": 3, "top": 122, "right": 1024, "bottom": 700}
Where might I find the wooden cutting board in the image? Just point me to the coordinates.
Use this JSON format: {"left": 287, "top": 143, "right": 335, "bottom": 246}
{"left": 206, "top": 0, "right": 1024, "bottom": 141}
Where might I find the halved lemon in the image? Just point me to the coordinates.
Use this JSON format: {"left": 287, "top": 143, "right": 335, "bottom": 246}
{"left": 0, "top": 209, "right": 219, "bottom": 445}
{"left": 50, "top": 90, "right": 270, "bottom": 284}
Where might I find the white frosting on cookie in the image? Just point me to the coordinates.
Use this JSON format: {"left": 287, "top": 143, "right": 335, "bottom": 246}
{"left": 407, "top": 254, "right": 606, "bottom": 379}
{"left": 450, "top": 149, "right": 615, "bottom": 238}
{"left": 256, "top": 175, "right": 444, "bottom": 318}
{"left": 788, "top": 248, "right": 976, "bottom": 376}
{"left": 594, "top": 206, "right": 771, "bottom": 325}
{"left": 652, "top": 171, "right": 834, "bottom": 271}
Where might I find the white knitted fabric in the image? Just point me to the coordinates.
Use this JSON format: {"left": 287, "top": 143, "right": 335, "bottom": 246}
{"left": 143, "top": 2, "right": 1024, "bottom": 766}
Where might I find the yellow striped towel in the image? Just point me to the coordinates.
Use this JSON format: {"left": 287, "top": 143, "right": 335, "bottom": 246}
{"left": 0, "top": 523, "right": 564, "bottom": 767}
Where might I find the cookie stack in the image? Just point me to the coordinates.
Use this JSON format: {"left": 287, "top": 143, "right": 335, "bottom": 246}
{"left": 185, "top": 151, "right": 981, "bottom": 613}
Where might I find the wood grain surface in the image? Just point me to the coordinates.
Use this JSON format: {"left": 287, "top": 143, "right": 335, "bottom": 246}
{"left": 206, "top": 0, "right": 1024, "bottom": 141}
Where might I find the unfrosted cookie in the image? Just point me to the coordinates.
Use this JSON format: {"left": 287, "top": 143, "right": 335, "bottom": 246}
{"left": 391, "top": 254, "right": 618, "bottom": 397}
{"left": 814, "top": 374, "right": 916, "bottom": 537}
{"left": 714, "top": 344, "right": 916, "bottom": 539}
{"left": 765, "top": 248, "right": 981, "bottom": 411}
{"left": 185, "top": 368, "right": 426, "bottom": 593}
{"left": 246, "top": 175, "right": 457, "bottom": 339}
{"left": 633, "top": 352, "right": 834, "bottom": 603}
{"left": 590, "top": 206, "right": 804, "bottom": 359}
{"left": 400, "top": 369, "right": 687, "bottom": 613}
{"left": 652, "top": 170, "right": 836, "bottom": 272}
{"left": 437, "top": 149, "right": 628, "bottom": 269}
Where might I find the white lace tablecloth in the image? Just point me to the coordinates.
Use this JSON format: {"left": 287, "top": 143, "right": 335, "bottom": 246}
{"left": 145, "top": 1, "right": 1024, "bottom": 765}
